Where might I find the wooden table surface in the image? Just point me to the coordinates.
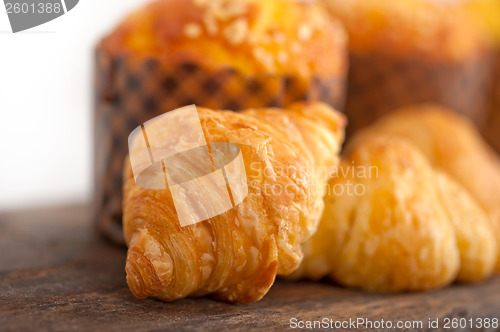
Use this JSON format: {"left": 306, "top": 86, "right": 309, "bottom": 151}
{"left": 0, "top": 205, "right": 499, "bottom": 332}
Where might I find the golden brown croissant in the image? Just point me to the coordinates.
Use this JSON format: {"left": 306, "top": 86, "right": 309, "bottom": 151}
{"left": 123, "top": 102, "right": 345, "bottom": 303}
{"left": 292, "top": 136, "right": 497, "bottom": 291}
{"left": 434, "top": 171, "right": 498, "bottom": 282}
{"left": 348, "top": 105, "right": 500, "bottom": 271}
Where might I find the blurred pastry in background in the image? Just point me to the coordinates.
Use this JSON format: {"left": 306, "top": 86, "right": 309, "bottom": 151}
{"left": 321, "top": 0, "right": 495, "bottom": 136}
{"left": 348, "top": 105, "right": 500, "bottom": 271}
{"left": 123, "top": 102, "right": 346, "bottom": 303}
{"left": 465, "top": 0, "right": 500, "bottom": 45}
{"left": 292, "top": 136, "right": 497, "bottom": 292}
{"left": 464, "top": 0, "right": 500, "bottom": 153}
{"left": 94, "top": 0, "right": 348, "bottom": 244}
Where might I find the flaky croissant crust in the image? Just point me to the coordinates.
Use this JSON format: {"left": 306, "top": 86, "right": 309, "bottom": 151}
{"left": 123, "top": 103, "right": 345, "bottom": 303}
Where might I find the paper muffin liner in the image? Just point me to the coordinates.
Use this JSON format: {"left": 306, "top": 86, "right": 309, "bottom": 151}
{"left": 94, "top": 49, "right": 347, "bottom": 244}
{"left": 486, "top": 53, "right": 500, "bottom": 153}
{"left": 344, "top": 51, "right": 496, "bottom": 136}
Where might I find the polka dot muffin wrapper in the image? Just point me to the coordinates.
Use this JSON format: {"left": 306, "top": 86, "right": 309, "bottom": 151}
{"left": 344, "top": 51, "right": 496, "bottom": 137}
{"left": 486, "top": 53, "right": 500, "bottom": 153}
{"left": 93, "top": 49, "right": 347, "bottom": 244}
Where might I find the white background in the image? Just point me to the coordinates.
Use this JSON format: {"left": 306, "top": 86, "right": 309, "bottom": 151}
{"left": 0, "top": 0, "right": 149, "bottom": 210}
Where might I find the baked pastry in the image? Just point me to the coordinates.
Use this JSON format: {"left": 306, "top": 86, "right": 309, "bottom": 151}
{"left": 123, "top": 102, "right": 346, "bottom": 303}
{"left": 292, "top": 136, "right": 497, "bottom": 291}
{"left": 465, "top": 0, "right": 500, "bottom": 49}
{"left": 348, "top": 105, "right": 500, "bottom": 271}
{"left": 465, "top": 0, "right": 500, "bottom": 153}
{"left": 489, "top": 57, "right": 500, "bottom": 153}
{"left": 95, "top": 0, "right": 348, "bottom": 244}
{"left": 320, "top": 0, "right": 494, "bottom": 135}
{"left": 435, "top": 172, "right": 497, "bottom": 282}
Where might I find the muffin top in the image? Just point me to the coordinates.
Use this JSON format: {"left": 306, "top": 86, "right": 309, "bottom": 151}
{"left": 464, "top": 0, "right": 500, "bottom": 47}
{"left": 321, "top": 0, "right": 489, "bottom": 60}
{"left": 99, "top": 0, "right": 347, "bottom": 78}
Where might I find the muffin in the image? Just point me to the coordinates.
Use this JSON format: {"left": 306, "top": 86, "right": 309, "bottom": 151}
{"left": 321, "top": 0, "right": 495, "bottom": 136}
{"left": 94, "top": 0, "right": 348, "bottom": 243}
{"left": 465, "top": 0, "right": 500, "bottom": 153}
{"left": 491, "top": 56, "right": 500, "bottom": 153}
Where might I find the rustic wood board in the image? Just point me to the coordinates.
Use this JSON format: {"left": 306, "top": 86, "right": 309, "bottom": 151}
{"left": 0, "top": 206, "right": 499, "bottom": 331}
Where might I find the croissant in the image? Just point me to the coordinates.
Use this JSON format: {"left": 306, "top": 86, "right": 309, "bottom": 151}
{"left": 348, "top": 105, "right": 500, "bottom": 271}
{"left": 292, "top": 136, "right": 497, "bottom": 291}
{"left": 123, "top": 102, "right": 345, "bottom": 303}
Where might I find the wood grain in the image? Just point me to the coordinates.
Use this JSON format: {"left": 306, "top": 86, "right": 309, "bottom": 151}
{"left": 0, "top": 206, "right": 499, "bottom": 331}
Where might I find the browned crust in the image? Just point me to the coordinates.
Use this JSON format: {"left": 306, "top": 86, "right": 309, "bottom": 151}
{"left": 98, "top": 0, "right": 347, "bottom": 79}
